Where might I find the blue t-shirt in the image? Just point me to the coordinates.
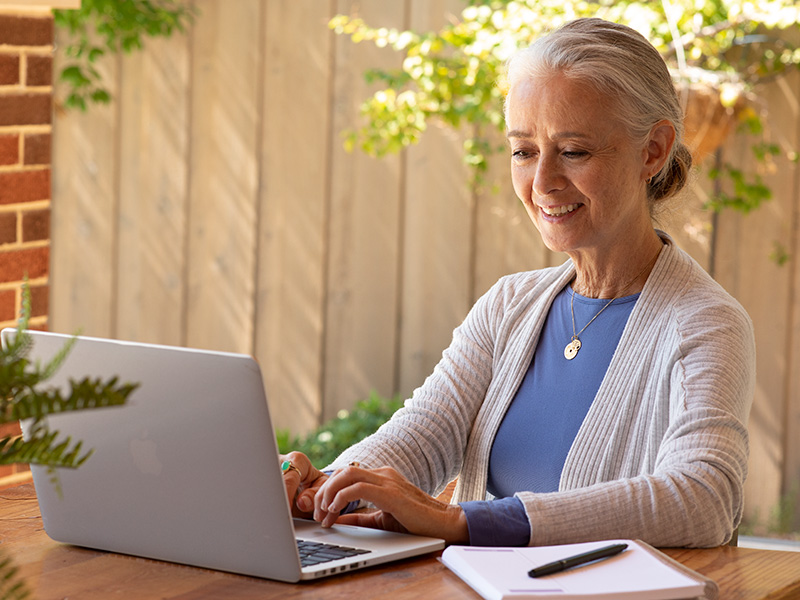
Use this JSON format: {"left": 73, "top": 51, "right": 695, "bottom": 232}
{"left": 461, "top": 285, "right": 639, "bottom": 546}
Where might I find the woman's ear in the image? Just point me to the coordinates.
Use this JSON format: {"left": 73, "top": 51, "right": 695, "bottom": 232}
{"left": 642, "top": 120, "right": 676, "bottom": 180}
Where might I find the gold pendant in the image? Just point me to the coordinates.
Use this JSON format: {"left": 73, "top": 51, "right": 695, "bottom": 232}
{"left": 564, "top": 338, "right": 581, "bottom": 360}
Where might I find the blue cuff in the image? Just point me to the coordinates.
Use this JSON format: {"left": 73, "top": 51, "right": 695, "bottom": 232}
{"left": 459, "top": 496, "right": 531, "bottom": 547}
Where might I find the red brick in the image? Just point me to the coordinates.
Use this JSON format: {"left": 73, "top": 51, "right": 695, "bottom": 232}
{"left": 0, "top": 15, "right": 53, "bottom": 47}
{"left": 0, "top": 246, "right": 49, "bottom": 282}
{"left": 21, "top": 208, "right": 49, "bottom": 242}
{"left": 0, "top": 419, "right": 18, "bottom": 440}
{"left": 0, "top": 211, "right": 16, "bottom": 244}
{"left": 0, "top": 422, "right": 21, "bottom": 438}
{"left": 23, "top": 132, "right": 49, "bottom": 165}
{"left": 0, "top": 169, "right": 50, "bottom": 205}
{"left": 29, "top": 283, "right": 48, "bottom": 318}
{"left": 0, "top": 93, "right": 51, "bottom": 126}
{"left": 0, "top": 53, "right": 19, "bottom": 85}
{"left": 0, "top": 288, "right": 14, "bottom": 321}
{"left": 0, "top": 133, "right": 18, "bottom": 166}
{"left": 25, "top": 53, "right": 51, "bottom": 86}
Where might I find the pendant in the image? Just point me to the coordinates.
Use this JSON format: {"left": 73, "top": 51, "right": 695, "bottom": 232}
{"left": 564, "top": 338, "right": 581, "bottom": 360}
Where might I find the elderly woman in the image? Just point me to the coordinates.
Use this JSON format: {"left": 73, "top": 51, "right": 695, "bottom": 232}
{"left": 282, "top": 17, "right": 755, "bottom": 549}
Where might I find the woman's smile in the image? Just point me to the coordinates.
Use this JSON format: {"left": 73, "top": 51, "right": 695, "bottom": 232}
{"left": 540, "top": 203, "right": 582, "bottom": 217}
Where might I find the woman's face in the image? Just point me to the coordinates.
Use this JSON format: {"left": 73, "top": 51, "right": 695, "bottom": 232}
{"left": 506, "top": 72, "right": 654, "bottom": 260}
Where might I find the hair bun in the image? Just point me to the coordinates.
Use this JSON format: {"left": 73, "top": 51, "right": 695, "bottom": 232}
{"left": 650, "top": 143, "right": 693, "bottom": 204}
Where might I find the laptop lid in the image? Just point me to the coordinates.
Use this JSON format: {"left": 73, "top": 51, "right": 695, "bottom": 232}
{"left": 2, "top": 329, "right": 444, "bottom": 582}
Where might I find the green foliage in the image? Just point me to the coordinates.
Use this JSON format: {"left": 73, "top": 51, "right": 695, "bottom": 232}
{"left": 0, "top": 553, "right": 29, "bottom": 600}
{"left": 276, "top": 392, "right": 404, "bottom": 468}
{"left": 740, "top": 484, "right": 800, "bottom": 539}
{"left": 331, "top": 0, "right": 800, "bottom": 206}
{"left": 706, "top": 164, "right": 772, "bottom": 213}
{"left": 770, "top": 241, "right": 791, "bottom": 267}
{"left": 53, "top": 0, "right": 194, "bottom": 110}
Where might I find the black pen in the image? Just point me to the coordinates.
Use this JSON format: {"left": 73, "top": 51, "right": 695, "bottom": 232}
{"left": 528, "top": 543, "right": 628, "bottom": 578}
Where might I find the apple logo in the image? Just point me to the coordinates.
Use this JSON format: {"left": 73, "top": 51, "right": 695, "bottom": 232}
{"left": 129, "top": 430, "right": 163, "bottom": 476}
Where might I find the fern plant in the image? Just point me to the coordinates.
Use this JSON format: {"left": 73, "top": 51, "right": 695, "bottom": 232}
{"left": 0, "top": 286, "right": 139, "bottom": 598}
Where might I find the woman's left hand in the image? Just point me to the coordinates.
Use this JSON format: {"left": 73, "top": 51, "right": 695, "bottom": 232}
{"left": 313, "top": 464, "right": 469, "bottom": 544}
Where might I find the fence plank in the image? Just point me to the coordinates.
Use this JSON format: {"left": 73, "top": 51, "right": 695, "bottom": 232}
{"left": 397, "top": 0, "right": 475, "bottom": 395}
{"left": 711, "top": 74, "right": 799, "bottom": 523}
{"left": 50, "top": 31, "right": 118, "bottom": 338}
{"left": 184, "top": 0, "right": 261, "bottom": 354}
{"left": 776, "top": 70, "right": 800, "bottom": 525}
{"left": 255, "top": 0, "right": 335, "bottom": 434}
{"left": 115, "top": 34, "right": 190, "bottom": 347}
{"left": 321, "top": 0, "right": 407, "bottom": 421}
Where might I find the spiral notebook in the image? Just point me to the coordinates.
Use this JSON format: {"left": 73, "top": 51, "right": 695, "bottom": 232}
{"left": 442, "top": 539, "right": 718, "bottom": 600}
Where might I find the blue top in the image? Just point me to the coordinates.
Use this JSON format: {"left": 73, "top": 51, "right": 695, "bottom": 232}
{"left": 460, "top": 284, "right": 639, "bottom": 546}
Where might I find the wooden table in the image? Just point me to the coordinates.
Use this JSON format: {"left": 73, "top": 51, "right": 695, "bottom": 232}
{"left": 3, "top": 483, "right": 800, "bottom": 600}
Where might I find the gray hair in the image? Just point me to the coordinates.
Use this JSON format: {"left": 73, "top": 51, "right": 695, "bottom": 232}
{"left": 505, "top": 18, "right": 692, "bottom": 208}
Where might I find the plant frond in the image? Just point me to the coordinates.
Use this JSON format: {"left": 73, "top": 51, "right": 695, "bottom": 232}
{"left": 9, "top": 377, "right": 137, "bottom": 423}
{"left": 0, "top": 424, "right": 92, "bottom": 468}
{"left": 0, "top": 551, "right": 32, "bottom": 600}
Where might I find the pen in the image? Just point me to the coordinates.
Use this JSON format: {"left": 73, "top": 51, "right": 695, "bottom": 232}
{"left": 528, "top": 543, "right": 628, "bottom": 578}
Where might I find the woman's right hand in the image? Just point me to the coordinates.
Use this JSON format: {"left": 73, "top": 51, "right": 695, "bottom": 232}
{"left": 279, "top": 451, "right": 329, "bottom": 518}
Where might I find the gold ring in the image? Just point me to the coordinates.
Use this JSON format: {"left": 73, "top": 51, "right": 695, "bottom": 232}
{"left": 348, "top": 461, "right": 361, "bottom": 468}
{"left": 281, "top": 460, "right": 301, "bottom": 477}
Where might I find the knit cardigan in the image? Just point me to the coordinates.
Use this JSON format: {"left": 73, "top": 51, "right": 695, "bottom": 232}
{"left": 330, "top": 234, "right": 756, "bottom": 548}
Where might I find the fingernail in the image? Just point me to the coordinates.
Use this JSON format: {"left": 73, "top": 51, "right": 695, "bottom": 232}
{"left": 298, "top": 496, "right": 311, "bottom": 512}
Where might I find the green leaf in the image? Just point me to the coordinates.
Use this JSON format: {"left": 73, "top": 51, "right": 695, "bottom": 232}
{"left": 59, "top": 65, "right": 92, "bottom": 87}
{"left": 91, "top": 89, "right": 112, "bottom": 104}
{"left": 87, "top": 47, "right": 105, "bottom": 63}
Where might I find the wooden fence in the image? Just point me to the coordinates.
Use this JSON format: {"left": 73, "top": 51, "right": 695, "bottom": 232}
{"left": 49, "top": 0, "right": 800, "bottom": 528}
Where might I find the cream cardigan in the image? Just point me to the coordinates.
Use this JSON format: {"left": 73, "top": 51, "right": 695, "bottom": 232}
{"left": 331, "top": 234, "right": 755, "bottom": 548}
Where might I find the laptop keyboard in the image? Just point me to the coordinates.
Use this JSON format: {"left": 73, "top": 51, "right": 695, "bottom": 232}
{"left": 297, "top": 539, "right": 372, "bottom": 567}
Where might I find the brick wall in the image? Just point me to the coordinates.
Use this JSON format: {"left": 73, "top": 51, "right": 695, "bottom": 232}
{"left": 0, "top": 8, "right": 54, "bottom": 488}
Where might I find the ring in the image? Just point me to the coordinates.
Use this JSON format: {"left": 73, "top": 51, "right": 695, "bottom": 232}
{"left": 281, "top": 460, "right": 301, "bottom": 477}
{"left": 348, "top": 461, "right": 361, "bottom": 468}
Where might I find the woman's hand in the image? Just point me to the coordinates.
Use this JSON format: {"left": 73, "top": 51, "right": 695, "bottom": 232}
{"left": 280, "top": 451, "right": 329, "bottom": 518}
{"left": 313, "top": 464, "right": 469, "bottom": 544}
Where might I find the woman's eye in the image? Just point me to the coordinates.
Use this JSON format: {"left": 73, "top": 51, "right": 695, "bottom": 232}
{"left": 563, "top": 150, "right": 588, "bottom": 158}
{"left": 512, "top": 149, "right": 534, "bottom": 159}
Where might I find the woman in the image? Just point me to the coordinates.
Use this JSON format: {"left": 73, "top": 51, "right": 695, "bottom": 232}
{"left": 281, "top": 18, "right": 755, "bottom": 548}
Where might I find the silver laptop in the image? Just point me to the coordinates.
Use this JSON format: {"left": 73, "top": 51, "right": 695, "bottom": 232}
{"left": 2, "top": 329, "right": 444, "bottom": 582}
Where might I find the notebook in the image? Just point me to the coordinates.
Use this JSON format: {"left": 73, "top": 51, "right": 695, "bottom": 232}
{"left": 442, "top": 539, "right": 719, "bottom": 600}
{"left": 2, "top": 329, "right": 444, "bottom": 582}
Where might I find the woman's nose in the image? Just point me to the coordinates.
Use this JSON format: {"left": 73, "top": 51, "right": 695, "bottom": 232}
{"left": 532, "top": 154, "right": 566, "bottom": 196}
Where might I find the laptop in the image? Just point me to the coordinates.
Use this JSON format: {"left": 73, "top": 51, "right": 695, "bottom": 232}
{"left": 1, "top": 329, "right": 445, "bottom": 582}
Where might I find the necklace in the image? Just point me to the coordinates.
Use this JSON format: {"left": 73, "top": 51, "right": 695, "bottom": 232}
{"left": 563, "top": 293, "right": 614, "bottom": 360}
{"left": 563, "top": 250, "right": 661, "bottom": 361}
